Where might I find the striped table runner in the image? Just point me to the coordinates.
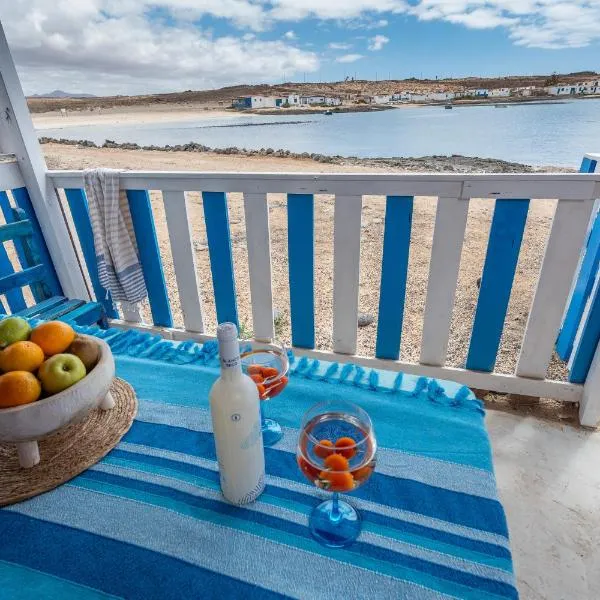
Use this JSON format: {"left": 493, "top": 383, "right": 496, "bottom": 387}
{"left": 0, "top": 329, "right": 518, "bottom": 599}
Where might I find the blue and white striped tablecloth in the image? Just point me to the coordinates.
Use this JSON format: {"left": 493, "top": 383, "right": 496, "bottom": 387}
{"left": 0, "top": 329, "right": 518, "bottom": 599}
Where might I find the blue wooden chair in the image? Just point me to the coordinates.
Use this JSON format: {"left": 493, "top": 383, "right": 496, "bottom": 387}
{"left": 0, "top": 207, "right": 106, "bottom": 327}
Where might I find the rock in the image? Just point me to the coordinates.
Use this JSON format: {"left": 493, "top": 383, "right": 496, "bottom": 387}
{"left": 193, "top": 241, "right": 208, "bottom": 251}
{"left": 357, "top": 313, "right": 375, "bottom": 327}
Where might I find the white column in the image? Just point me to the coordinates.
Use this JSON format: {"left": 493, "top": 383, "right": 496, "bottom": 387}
{"left": 0, "top": 21, "right": 89, "bottom": 299}
{"left": 580, "top": 342, "right": 600, "bottom": 427}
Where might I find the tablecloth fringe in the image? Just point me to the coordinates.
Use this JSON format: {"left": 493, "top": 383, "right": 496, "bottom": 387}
{"left": 68, "top": 324, "right": 483, "bottom": 415}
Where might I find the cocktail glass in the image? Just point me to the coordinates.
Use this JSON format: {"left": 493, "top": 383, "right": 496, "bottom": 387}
{"left": 297, "top": 400, "right": 377, "bottom": 548}
{"left": 241, "top": 341, "right": 289, "bottom": 446}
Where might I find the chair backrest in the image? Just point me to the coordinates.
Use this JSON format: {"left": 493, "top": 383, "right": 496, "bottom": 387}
{"left": 0, "top": 207, "right": 53, "bottom": 314}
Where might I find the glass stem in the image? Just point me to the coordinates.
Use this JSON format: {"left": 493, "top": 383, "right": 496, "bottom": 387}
{"left": 331, "top": 492, "right": 341, "bottom": 521}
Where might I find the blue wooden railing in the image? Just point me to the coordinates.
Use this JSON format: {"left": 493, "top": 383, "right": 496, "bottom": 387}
{"left": 0, "top": 186, "right": 62, "bottom": 315}
{"left": 556, "top": 156, "right": 600, "bottom": 382}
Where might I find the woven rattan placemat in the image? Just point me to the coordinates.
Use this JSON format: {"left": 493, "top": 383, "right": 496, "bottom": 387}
{"left": 0, "top": 378, "right": 137, "bottom": 506}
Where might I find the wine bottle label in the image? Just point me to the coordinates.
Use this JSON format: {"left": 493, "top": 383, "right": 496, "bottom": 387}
{"left": 221, "top": 354, "right": 240, "bottom": 370}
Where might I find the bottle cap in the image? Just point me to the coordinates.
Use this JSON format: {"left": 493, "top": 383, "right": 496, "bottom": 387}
{"left": 217, "top": 322, "right": 238, "bottom": 342}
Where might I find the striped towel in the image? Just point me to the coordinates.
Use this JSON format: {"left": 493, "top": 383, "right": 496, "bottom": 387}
{"left": 0, "top": 327, "right": 518, "bottom": 600}
{"left": 84, "top": 169, "right": 147, "bottom": 308}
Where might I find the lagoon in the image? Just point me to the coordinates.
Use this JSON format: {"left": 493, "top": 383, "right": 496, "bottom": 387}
{"left": 38, "top": 99, "right": 600, "bottom": 168}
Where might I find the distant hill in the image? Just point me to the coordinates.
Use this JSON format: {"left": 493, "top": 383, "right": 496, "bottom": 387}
{"left": 26, "top": 72, "right": 599, "bottom": 113}
{"left": 30, "top": 90, "right": 97, "bottom": 99}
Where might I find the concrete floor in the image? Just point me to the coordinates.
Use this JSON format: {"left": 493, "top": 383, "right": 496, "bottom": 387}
{"left": 487, "top": 411, "right": 600, "bottom": 600}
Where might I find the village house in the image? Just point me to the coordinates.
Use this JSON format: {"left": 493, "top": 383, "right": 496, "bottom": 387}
{"left": 488, "top": 88, "right": 511, "bottom": 97}
{"left": 232, "top": 95, "right": 281, "bottom": 109}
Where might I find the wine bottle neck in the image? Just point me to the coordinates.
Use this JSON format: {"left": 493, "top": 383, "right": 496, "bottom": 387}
{"left": 218, "top": 338, "right": 242, "bottom": 382}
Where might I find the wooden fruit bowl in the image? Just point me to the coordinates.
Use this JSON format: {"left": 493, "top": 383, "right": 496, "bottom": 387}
{"left": 0, "top": 335, "right": 115, "bottom": 468}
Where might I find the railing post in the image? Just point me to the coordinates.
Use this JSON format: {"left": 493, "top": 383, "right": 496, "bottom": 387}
{"left": 581, "top": 340, "right": 600, "bottom": 427}
{"left": 0, "top": 21, "right": 89, "bottom": 300}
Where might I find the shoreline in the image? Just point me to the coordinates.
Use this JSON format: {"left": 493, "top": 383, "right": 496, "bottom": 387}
{"left": 40, "top": 135, "right": 566, "bottom": 173}
{"left": 32, "top": 95, "right": 600, "bottom": 130}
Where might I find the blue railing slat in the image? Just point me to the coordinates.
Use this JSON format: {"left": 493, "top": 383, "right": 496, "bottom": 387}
{"left": 62, "top": 301, "right": 104, "bottom": 326}
{"left": 0, "top": 219, "right": 33, "bottom": 243}
{"left": 38, "top": 298, "right": 84, "bottom": 320}
{"left": 569, "top": 278, "right": 600, "bottom": 383}
{"left": 11, "top": 187, "right": 62, "bottom": 299}
{"left": 0, "top": 190, "right": 29, "bottom": 310}
{"left": 466, "top": 199, "right": 529, "bottom": 372}
{"left": 0, "top": 191, "right": 27, "bottom": 270}
{"left": 287, "top": 194, "right": 314, "bottom": 349}
{"left": 375, "top": 196, "right": 413, "bottom": 360}
{"left": 556, "top": 157, "right": 599, "bottom": 360}
{"left": 0, "top": 265, "right": 45, "bottom": 295}
{"left": 64, "top": 189, "right": 118, "bottom": 319}
{"left": 0, "top": 242, "right": 27, "bottom": 312}
{"left": 202, "top": 192, "right": 238, "bottom": 327}
{"left": 15, "top": 296, "right": 66, "bottom": 318}
{"left": 126, "top": 190, "right": 173, "bottom": 328}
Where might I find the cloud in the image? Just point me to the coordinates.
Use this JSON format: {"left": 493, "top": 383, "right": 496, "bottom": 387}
{"left": 2, "top": 0, "right": 600, "bottom": 98}
{"left": 1, "top": 0, "right": 319, "bottom": 95}
{"left": 336, "top": 53, "right": 364, "bottom": 63}
{"left": 329, "top": 42, "right": 353, "bottom": 50}
{"left": 408, "top": 1, "right": 600, "bottom": 48}
{"left": 368, "top": 34, "right": 390, "bottom": 50}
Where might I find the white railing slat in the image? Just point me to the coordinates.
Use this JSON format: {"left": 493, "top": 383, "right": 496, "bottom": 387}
{"left": 243, "top": 193, "right": 274, "bottom": 341}
{"left": 333, "top": 194, "right": 363, "bottom": 354}
{"left": 0, "top": 159, "right": 25, "bottom": 190}
{"left": 420, "top": 197, "right": 469, "bottom": 366}
{"left": 517, "top": 198, "right": 595, "bottom": 379}
{"left": 120, "top": 303, "right": 143, "bottom": 324}
{"left": 163, "top": 190, "right": 205, "bottom": 333}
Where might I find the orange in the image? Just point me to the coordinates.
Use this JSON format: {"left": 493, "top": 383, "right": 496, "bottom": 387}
{"left": 0, "top": 341, "right": 45, "bottom": 373}
{"left": 351, "top": 465, "right": 374, "bottom": 482}
{"left": 319, "top": 470, "right": 355, "bottom": 492}
{"left": 0, "top": 371, "right": 42, "bottom": 408}
{"left": 324, "top": 453, "right": 350, "bottom": 471}
{"left": 297, "top": 456, "right": 320, "bottom": 481}
{"left": 314, "top": 439, "right": 334, "bottom": 459}
{"left": 261, "top": 366, "right": 279, "bottom": 379}
{"left": 335, "top": 437, "right": 357, "bottom": 459}
{"left": 267, "top": 375, "right": 288, "bottom": 398}
{"left": 30, "top": 321, "right": 75, "bottom": 356}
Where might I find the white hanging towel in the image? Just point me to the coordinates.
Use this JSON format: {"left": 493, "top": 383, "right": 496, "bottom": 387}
{"left": 83, "top": 169, "right": 147, "bottom": 310}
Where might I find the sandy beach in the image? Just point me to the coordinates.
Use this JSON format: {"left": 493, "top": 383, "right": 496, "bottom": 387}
{"left": 33, "top": 105, "right": 243, "bottom": 130}
{"left": 42, "top": 141, "right": 571, "bottom": 412}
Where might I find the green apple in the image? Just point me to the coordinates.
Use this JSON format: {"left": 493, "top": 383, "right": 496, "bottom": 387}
{"left": 0, "top": 317, "right": 31, "bottom": 349}
{"left": 38, "top": 353, "right": 87, "bottom": 395}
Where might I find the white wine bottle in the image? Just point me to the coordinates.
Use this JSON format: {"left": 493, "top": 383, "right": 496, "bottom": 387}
{"left": 209, "top": 322, "right": 265, "bottom": 505}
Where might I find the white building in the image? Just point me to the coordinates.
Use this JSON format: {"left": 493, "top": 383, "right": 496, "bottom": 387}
{"left": 425, "top": 91, "right": 455, "bottom": 101}
{"left": 324, "top": 97, "right": 342, "bottom": 106}
{"left": 232, "top": 96, "right": 280, "bottom": 109}
{"left": 287, "top": 94, "right": 301, "bottom": 106}
{"left": 489, "top": 88, "right": 511, "bottom": 97}
{"left": 546, "top": 81, "right": 599, "bottom": 96}
{"left": 546, "top": 86, "right": 576, "bottom": 96}
{"left": 300, "top": 96, "right": 325, "bottom": 105}
{"left": 372, "top": 94, "right": 392, "bottom": 104}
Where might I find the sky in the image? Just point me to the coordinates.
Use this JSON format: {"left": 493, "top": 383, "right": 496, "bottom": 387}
{"left": 1, "top": 1, "right": 599, "bottom": 96}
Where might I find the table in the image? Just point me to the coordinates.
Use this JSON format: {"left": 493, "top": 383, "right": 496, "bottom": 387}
{"left": 0, "top": 328, "right": 518, "bottom": 599}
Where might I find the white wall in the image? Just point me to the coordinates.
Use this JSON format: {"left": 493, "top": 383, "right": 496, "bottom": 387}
{"left": 251, "top": 96, "right": 277, "bottom": 108}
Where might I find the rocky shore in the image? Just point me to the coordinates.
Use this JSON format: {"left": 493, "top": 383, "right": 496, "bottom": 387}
{"left": 39, "top": 136, "right": 537, "bottom": 173}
